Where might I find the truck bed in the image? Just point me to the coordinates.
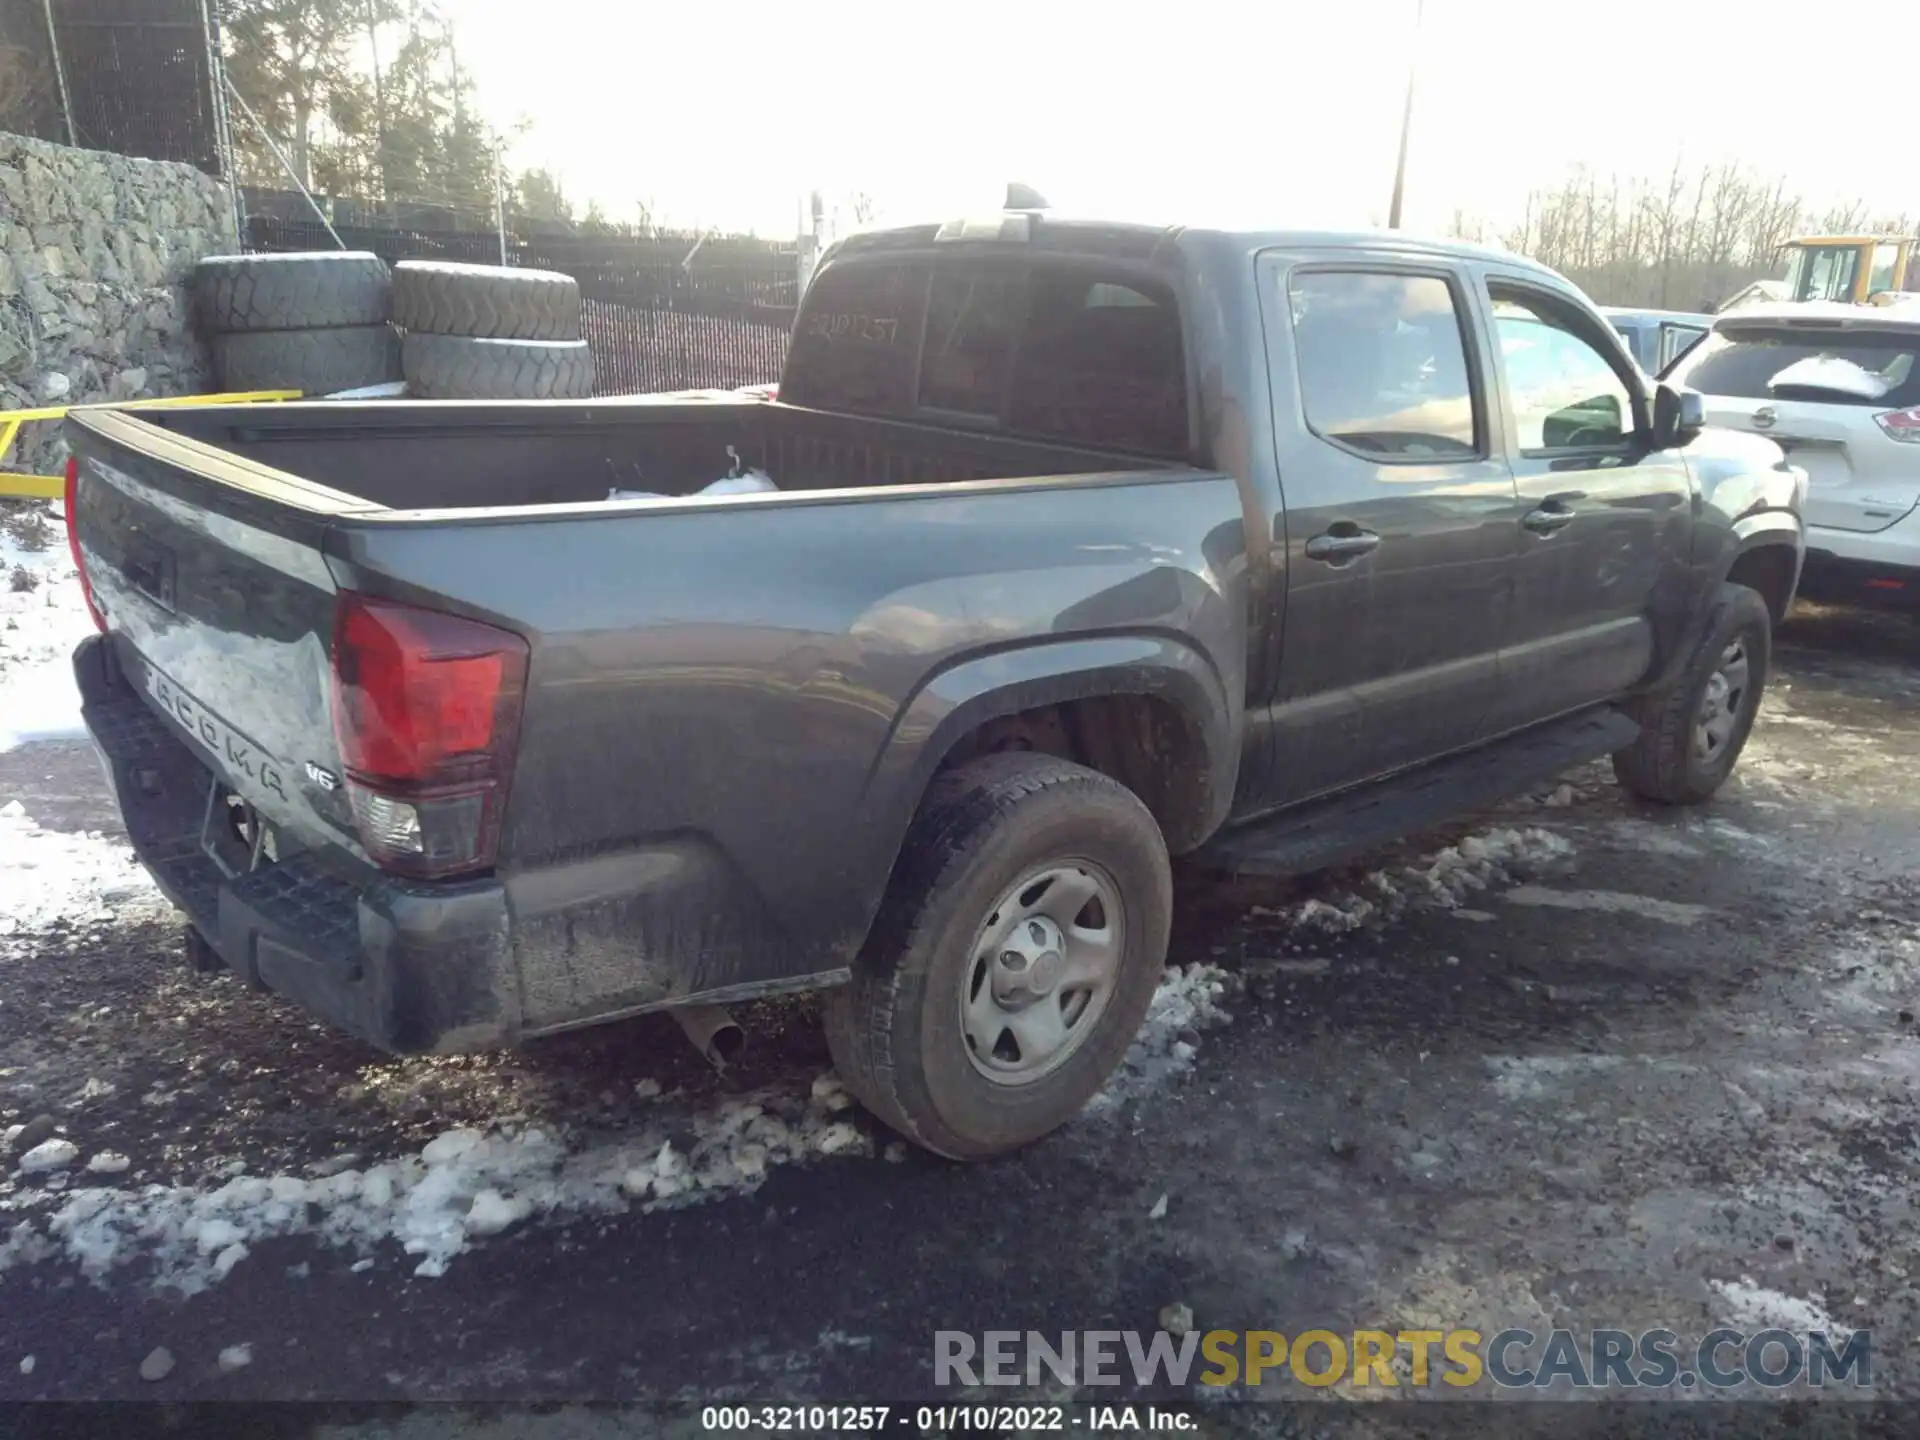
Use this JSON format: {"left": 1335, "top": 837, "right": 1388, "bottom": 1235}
{"left": 144, "top": 397, "right": 1186, "bottom": 511}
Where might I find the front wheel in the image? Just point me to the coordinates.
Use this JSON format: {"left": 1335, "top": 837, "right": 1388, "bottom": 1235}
{"left": 824, "top": 753, "right": 1172, "bottom": 1160}
{"left": 1613, "top": 582, "right": 1772, "bottom": 804}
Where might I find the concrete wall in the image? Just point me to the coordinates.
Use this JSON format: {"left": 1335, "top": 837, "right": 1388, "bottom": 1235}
{"left": 0, "top": 132, "right": 236, "bottom": 476}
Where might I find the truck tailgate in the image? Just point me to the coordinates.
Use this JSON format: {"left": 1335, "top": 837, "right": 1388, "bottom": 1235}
{"left": 67, "top": 409, "right": 378, "bottom": 863}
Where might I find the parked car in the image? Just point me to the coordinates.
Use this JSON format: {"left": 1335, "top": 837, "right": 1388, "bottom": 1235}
{"left": 1603, "top": 307, "right": 1713, "bottom": 374}
{"left": 1720, "top": 280, "right": 1788, "bottom": 313}
{"left": 62, "top": 216, "right": 1805, "bottom": 1158}
{"left": 1666, "top": 301, "right": 1920, "bottom": 609}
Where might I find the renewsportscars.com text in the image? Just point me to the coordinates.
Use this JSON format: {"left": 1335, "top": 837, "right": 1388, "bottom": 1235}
{"left": 934, "top": 1327, "right": 1871, "bottom": 1391}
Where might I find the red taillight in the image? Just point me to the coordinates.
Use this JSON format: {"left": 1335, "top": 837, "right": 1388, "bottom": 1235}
{"left": 329, "top": 593, "right": 528, "bottom": 879}
{"left": 1875, "top": 406, "right": 1920, "bottom": 443}
{"left": 63, "top": 457, "right": 108, "bottom": 633}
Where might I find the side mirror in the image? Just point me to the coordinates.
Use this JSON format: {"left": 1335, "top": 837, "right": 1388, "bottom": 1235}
{"left": 1653, "top": 382, "right": 1705, "bottom": 448}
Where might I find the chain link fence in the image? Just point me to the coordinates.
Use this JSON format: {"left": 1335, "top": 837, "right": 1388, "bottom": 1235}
{"left": 246, "top": 215, "right": 801, "bottom": 395}
{"left": 0, "top": 0, "right": 227, "bottom": 174}
{"left": 0, "top": 0, "right": 66, "bottom": 144}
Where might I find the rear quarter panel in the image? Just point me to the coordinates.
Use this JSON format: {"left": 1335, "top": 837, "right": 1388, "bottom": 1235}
{"left": 325, "top": 473, "right": 1249, "bottom": 1025}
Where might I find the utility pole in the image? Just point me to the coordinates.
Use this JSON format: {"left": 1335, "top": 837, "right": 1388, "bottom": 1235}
{"left": 1386, "top": 0, "right": 1424, "bottom": 230}
{"left": 365, "top": 0, "right": 390, "bottom": 207}
{"left": 493, "top": 135, "right": 508, "bottom": 267}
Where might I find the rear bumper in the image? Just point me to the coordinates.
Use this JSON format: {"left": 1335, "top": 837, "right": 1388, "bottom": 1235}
{"left": 75, "top": 635, "right": 517, "bottom": 1053}
{"left": 1799, "top": 515, "right": 1920, "bottom": 609}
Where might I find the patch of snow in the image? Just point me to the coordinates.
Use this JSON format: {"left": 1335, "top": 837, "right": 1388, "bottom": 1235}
{"left": 218, "top": 1344, "right": 252, "bottom": 1373}
{"left": 17, "top": 1138, "right": 79, "bottom": 1173}
{"left": 1088, "top": 963, "right": 1233, "bottom": 1110}
{"left": 1710, "top": 1277, "right": 1834, "bottom": 1333}
{"left": 0, "top": 1221, "right": 54, "bottom": 1276}
{"left": 85, "top": 1152, "right": 131, "bottom": 1176}
{"left": 1502, "top": 885, "right": 1712, "bottom": 927}
{"left": 16, "top": 1070, "right": 878, "bottom": 1290}
{"left": 0, "top": 806, "right": 164, "bottom": 956}
{"left": 464, "top": 1188, "right": 531, "bottom": 1238}
{"left": 18, "top": 1355, "right": 33, "bottom": 1376}
{"left": 0, "top": 527, "right": 92, "bottom": 752}
{"left": 1281, "top": 826, "right": 1576, "bottom": 934}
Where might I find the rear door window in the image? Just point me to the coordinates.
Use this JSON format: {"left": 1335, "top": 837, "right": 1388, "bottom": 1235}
{"left": 1287, "top": 270, "right": 1480, "bottom": 458}
{"left": 1669, "top": 328, "right": 1920, "bottom": 407}
{"left": 1658, "top": 324, "right": 1707, "bottom": 371}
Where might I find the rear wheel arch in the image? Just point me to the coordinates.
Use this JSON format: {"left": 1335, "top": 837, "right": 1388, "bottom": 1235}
{"left": 881, "top": 639, "right": 1237, "bottom": 858}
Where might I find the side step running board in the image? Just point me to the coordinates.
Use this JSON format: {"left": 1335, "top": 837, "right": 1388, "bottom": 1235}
{"left": 1194, "top": 706, "right": 1639, "bottom": 879}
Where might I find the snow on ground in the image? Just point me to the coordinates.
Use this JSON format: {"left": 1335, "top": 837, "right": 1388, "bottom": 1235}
{"left": 2, "top": 1078, "right": 874, "bottom": 1291}
{"left": 1709, "top": 1277, "right": 1835, "bottom": 1333}
{"left": 1500, "top": 885, "right": 1713, "bottom": 927}
{"left": 1087, "top": 963, "right": 1232, "bottom": 1110}
{"left": 0, "top": 804, "right": 163, "bottom": 955}
{"left": 1256, "top": 826, "right": 1576, "bottom": 935}
{"left": 0, "top": 512, "right": 92, "bottom": 753}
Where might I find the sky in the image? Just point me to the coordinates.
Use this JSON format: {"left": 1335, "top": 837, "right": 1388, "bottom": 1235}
{"left": 453, "top": 0, "right": 1913, "bottom": 240}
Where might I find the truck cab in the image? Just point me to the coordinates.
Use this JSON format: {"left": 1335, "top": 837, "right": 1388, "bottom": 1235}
{"left": 1780, "top": 235, "right": 1916, "bottom": 305}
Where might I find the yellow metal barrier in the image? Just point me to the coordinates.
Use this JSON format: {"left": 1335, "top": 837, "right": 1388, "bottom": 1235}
{"left": 0, "top": 389, "right": 302, "bottom": 500}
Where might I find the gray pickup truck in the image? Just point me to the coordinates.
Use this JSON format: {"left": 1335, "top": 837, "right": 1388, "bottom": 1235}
{"left": 64, "top": 213, "right": 1806, "bottom": 1158}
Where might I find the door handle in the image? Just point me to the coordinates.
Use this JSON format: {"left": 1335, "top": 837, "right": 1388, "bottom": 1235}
{"left": 1304, "top": 528, "right": 1381, "bottom": 563}
{"left": 1522, "top": 504, "right": 1576, "bottom": 535}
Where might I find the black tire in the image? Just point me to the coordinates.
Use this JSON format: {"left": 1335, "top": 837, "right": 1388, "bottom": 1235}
{"left": 401, "top": 331, "right": 595, "bottom": 399}
{"left": 1613, "top": 582, "right": 1772, "bottom": 804}
{"left": 391, "top": 260, "right": 582, "bottom": 341}
{"left": 193, "top": 252, "right": 390, "bottom": 334}
{"left": 824, "top": 753, "right": 1173, "bottom": 1160}
{"left": 212, "top": 326, "right": 401, "bottom": 395}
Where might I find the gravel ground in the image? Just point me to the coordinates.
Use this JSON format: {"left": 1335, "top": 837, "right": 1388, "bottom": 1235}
{"left": 0, "top": 601, "right": 1915, "bottom": 1435}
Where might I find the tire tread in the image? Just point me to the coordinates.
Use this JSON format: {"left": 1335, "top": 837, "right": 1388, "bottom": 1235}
{"left": 400, "top": 331, "right": 595, "bottom": 399}
{"left": 193, "top": 252, "right": 390, "bottom": 334}
{"left": 390, "top": 260, "right": 583, "bottom": 341}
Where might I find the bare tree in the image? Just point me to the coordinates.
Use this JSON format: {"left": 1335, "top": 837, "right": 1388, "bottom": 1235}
{"left": 1457, "top": 160, "right": 1915, "bottom": 310}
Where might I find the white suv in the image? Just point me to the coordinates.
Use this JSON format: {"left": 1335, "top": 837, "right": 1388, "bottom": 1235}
{"left": 1667, "top": 302, "right": 1920, "bottom": 609}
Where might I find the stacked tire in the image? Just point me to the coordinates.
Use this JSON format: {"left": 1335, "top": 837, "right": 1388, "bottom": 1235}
{"left": 392, "top": 261, "right": 594, "bottom": 399}
{"left": 193, "top": 252, "right": 401, "bottom": 396}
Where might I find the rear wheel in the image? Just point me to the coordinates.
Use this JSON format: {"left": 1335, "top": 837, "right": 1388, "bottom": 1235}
{"left": 1613, "top": 582, "right": 1771, "bottom": 803}
{"left": 824, "top": 753, "right": 1172, "bottom": 1160}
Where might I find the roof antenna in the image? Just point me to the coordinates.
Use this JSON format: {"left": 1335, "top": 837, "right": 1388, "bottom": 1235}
{"left": 1005, "top": 182, "right": 1050, "bottom": 211}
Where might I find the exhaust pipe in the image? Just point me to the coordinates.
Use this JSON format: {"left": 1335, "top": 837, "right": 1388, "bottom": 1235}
{"left": 669, "top": 1003, "right": 743, "bottom": 1069}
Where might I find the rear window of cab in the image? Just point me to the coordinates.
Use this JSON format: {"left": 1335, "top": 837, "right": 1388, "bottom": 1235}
{"left": 780, "top": 257, "right": 1189, "bottom": 459}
